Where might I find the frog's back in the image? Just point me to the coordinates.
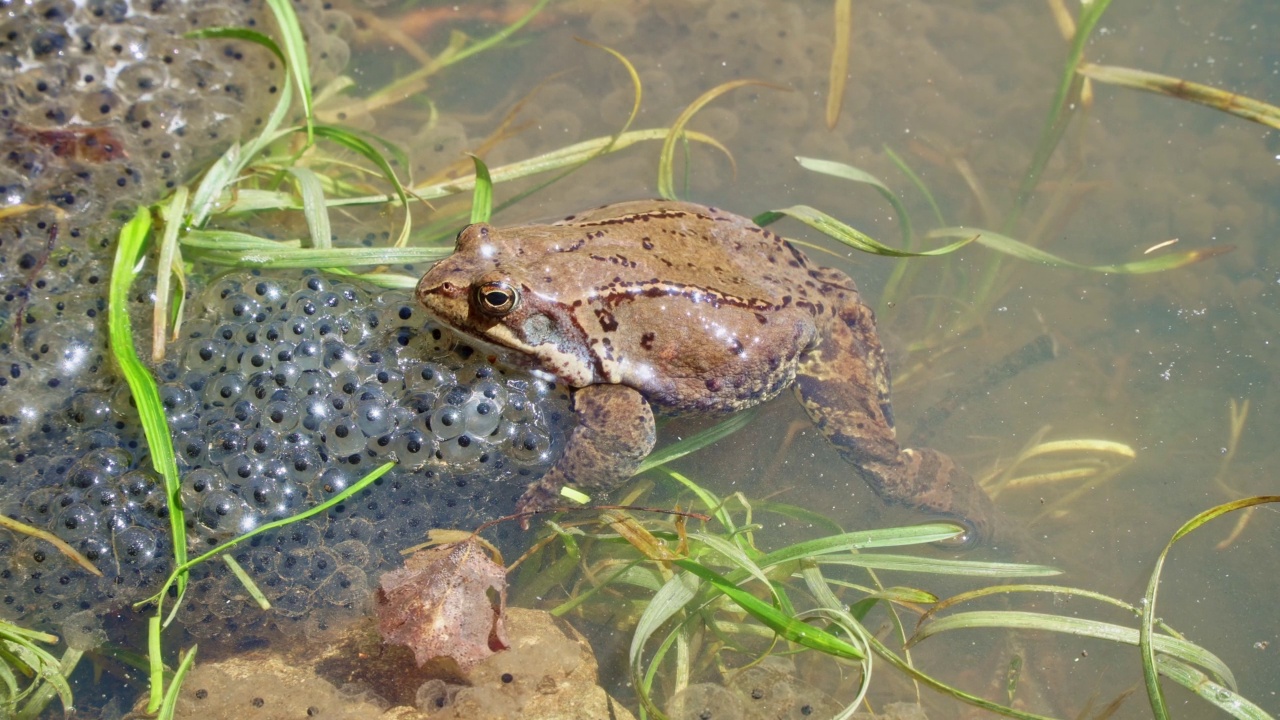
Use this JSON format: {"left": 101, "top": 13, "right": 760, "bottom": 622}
{"left": 542, "top": 199, "right": 827, "bottom": 303}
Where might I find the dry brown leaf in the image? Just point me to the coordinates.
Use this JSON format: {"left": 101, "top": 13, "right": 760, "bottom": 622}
{"left": 376, "top": 538, "right": 509, "bottom": 670}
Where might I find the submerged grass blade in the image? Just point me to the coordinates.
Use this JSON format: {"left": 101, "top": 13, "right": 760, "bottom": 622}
{"left": 756, "top": 205, "right": 974, "bottom": 257}
{"left": 914, "top": 611, "right": 1236, "bottom": 690}
{"left": 820, "top": 554, "right": 1059, "bottom": 577}
{"left": 929, "top": 226, "right": 1232, "bottom": 273}
{"left": 156, "top": 645, "right": 197, "bottom": 720}
{"left": 658, "top": 80, "right": 767, "bottom": 199}
{"left": 826, "top": 0, "right": 852, "bottom": 129}
{"left": 0, "top": 516, "right": 100, "bottom": 577}
{"left": 797, "top": 157, "right": 912, "bottom": 246}
{"left": 288, "top": 167, "right": 333, "bottom": 249}
{"left": 152, "top": 186, "right": 189, "bottom": 362}
{"left": 109, "top": 209, "right": 188, "bottom": 593}
{"left": 1079, "top": 63, "right": 1280, "bottom": 131}
{"left": 265, "top": 0, "right": 313, "bottom": 141}
{"left": 312, "top": 124, "right": 412, "bottom": 247}
{"left": 1154, "top": 656, "right": 1273, "bottom": 720}
{"left": 675, "top": 557, "right": 865, "bottom": 660}
{"left": 636, "top": 408, "right": 758, "bottom": 475}
{"left": 1140, "top": 496, "right": 1280, "bottom": 719}
{"left": 181, "top": 245, "right": 450, "bottom": 268}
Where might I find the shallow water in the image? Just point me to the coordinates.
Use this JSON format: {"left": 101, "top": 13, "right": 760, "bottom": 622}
{"left": 376, "top": 1, "right": 1279, "bottom": 716}
{"left": 7, "top": 0, "right": 1280, "bottom": 717}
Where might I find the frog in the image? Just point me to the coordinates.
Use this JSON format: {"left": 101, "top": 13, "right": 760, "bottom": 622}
{"left": 416, "top": 200, "right": 1001, "bottom": 544}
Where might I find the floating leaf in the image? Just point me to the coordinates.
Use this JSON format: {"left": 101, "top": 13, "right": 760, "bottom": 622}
{"left": 929, "top": 226, "right": 1232, "bottom": 274}
{"left": 376, "top": 539, "right": 509, "bottom": 670}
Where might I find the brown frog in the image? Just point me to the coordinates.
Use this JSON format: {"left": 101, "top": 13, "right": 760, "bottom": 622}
{"left": 417, "top": 200, "right": 1000, "bottom": 543}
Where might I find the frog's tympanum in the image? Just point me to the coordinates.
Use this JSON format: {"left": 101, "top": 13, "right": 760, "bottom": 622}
{"left": 417, "top": 200, "right": 1000, "bottom": 543}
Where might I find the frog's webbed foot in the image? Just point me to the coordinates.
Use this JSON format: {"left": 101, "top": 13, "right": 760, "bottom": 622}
{"left": 515, "top": 384, "right": 656, "bottom": 528}
{"left": 794, "top": 298, "right": 1004, "bottom": 545}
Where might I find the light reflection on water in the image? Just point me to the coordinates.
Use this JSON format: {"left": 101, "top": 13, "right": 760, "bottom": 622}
{"left": 368, "top": 1, "right": 1280, "bottom": 716}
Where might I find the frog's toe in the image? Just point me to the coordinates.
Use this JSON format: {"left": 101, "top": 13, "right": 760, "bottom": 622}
{"left": 899, "top": 447, "right": 1002, "bottom": 547}
{"left": 514, "top": 478, "right": 565, "bottom": 529}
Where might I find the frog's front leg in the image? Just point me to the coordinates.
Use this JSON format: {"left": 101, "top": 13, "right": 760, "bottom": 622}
{"left": 515, "top": 383, "right": 657, "bottom": 524}
{"left": 794, "top": 300, "right": 1001, "bottom": 545}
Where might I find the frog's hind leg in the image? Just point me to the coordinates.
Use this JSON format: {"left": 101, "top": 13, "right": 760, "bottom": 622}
{"left": 515, "top": 384, "right": 656, "bottom": 527}
{"left": 793, "top": 300, "right": 1001, "bottom": 545}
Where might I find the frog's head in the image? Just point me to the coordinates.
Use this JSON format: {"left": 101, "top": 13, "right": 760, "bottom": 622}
{"left": 416, "top": 223, "right": 597, "bottom": 386}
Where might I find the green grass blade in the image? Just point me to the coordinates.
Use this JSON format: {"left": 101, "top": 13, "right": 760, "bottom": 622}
{"left": 660, "top": 470, "right": 736, "bottom": 536}
{"left": 820, "top": 554, "right": 1060, "bottom": 577}
{"left": 265, "top": 0, "right": 312, "bottom": 142}
{"left": 1078, "top": 63, "right": 1280, "bottom": 131}
{"left": 156, "top": 645, "right": 197, "bottom": 720}
{"left": 13, "top": 647, "right": 78, "bottom": 720}
{"left": 629, "top": 572, "right": 699, "bottom": 679}
{"left": 313, "top": 124, "right": 412, "bottom": 247}
{"left": 152, "top": 186, "right": 189, "bottom": 361}
{"left": 110, "top": 209, "right": 188, "bottom": 591}
{"left": 914, "top": 611, "right": 1236, "bottom": 690}
{"left": 469, "top": 154, "right": 493, "bottom": 224}
{"left": 635, "top": 408, "right": 758, "bottom": 475}
{"left": 671, "top": 558, "right": 864, "bottom": 660}
{"left": 184, "top": 27, "right": 284, "bottom": 64}
{"left": 865, "top": 632, "right": 1056, "bottom": 720}
{"left": 141, "top": 462, "right": 397, "bottom": 624}
{"left": 929, "top": 226, "right": 1232, "bottom": 274}
{"left": 181, "top": 229, "right": 302, "bottom": 250}
{"left": 758, "top": 524, "right": 967, "bottom": 569}
{"left": 1154, "top": 656, "right": 1274, "bottom": 720}
{"left": 146, "top": 616, "right": 164, "bottom": 713}
{"left": 222, "top": 555, "right": 270, "bottom": 610}
{"left": 288, "top": 167, "right": 333, "bottom": 249}
{"left": 1008, "top": 0, "right": 1112, "bottom": 227}
{"left": 658, "top": 80, "right": 762, "bottom": 199}
{"left": 1140, "top": 496, "right": 1279, "bottom": 719}
{"left": 884, "top": 145, "right": 945, "bottom": 226}
{"left": 181, "top": 245, "right": 451, "bottom": 268}
{"left": 796, "top": 156, "right": 912, "bottom": 246}
{"left": 755, "top": 205, "right": 975, "bottom": 257}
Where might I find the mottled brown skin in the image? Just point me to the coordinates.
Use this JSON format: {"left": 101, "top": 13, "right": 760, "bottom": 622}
{"left": 417, "top": 200, "right": 1000, "bottom": 543}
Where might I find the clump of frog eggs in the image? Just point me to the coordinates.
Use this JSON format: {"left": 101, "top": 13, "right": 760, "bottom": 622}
{"left": 0, "top": 0, "right": 353, "bottom": 449}
{"left": 0, "top": 269, "right": 572, "bottom": 641}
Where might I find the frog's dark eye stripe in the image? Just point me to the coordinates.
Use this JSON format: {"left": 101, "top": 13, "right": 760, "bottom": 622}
{"left": 473, "top": 281, "right": 519, "bottom": 316}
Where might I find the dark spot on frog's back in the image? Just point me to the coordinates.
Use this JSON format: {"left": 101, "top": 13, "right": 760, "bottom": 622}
{"left": 705, "top": 377, "right": 722, "bottom": 392}
{"left": 641, "top": 236, "right": 653, "bottom": 250}
{"left": 640, "top": 332, "right": 655, "bottom": 350}
{"left": 595, "top": 309, "right": 618, "bottom": 332}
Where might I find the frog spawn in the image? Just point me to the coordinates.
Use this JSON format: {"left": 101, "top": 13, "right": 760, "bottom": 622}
{"left": 0, "top": 269, "right": 572, "bottom": 638}
{"left": 0, "top": 0, "right": 355, "bottom": 450}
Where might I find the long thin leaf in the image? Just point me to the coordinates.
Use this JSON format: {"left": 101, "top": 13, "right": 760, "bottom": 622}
{"left": 826, "top": 0, "right": 852, "bottom": 129}
{"left": 913, "top": 611, "right": 1235, "bottom": 690}
{"left": 288, "top": 167, "right": 333, "bottom": 249}
{"left": 636, "top": 408, "right": 758, "bottom": 475}
{"left": 265, "top": 0, "right": 312, "bottom": 141}
{"left": 929, "top": 227, "right": 1232, "bottom": 274}
{"left": 820, "top": 554, "right": 1060, "bottom": 577}
{"left": 0, "top": 515, "right": 100, "bottom": 577}
{"left": 672, "top": 558, "right": 865, "bottom": 660}
{"left": 156, "top": 645, "right": 197, "bottom": 720}
{"left": 469, "top": 154, "right": 493, "bottom": 224}
{"left": 1140, "top": 496, "right": 1279, "bottom": 719}
{"left": 313, "top": 124, "right": 412, "bottom": 247}
{"left": 109, "top": 209, "right": 188, "bottom": 593}
{"left": 658, "top": 80, "right": 767, "bottom": 199}
{"left": 1155, "top": 656, "right": 1274, "bottom": 720}
{"left": 151, "top": 185, "right": 189, "bottom": 362}
{"left": 797, "top": 157, "right": 912, "bottom": 246}
{"left": 756, "top": 205, "right": 975, "bottom": 257}
{"left": 181, "top": 245, "right": 450, "bottom": 268}
{"left": 1079, "top": 63, "right": 1280, "bottom": 131}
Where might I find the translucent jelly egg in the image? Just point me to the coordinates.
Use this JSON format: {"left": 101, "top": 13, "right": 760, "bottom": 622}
{"left": 55, "top": 503, "right": 99, "bottom": 541}
{"left": 462, "top": 396, "right": 502, "bottom": 437}
{"left": 317, "top": 565, "right": 367, "bottom": 608}
{"left": 406, "top": 361, "right": 454, "bottom": 393}
{"left": 354, "top": 399, "right": 392, "bottom": 437}
{"left": 429, "top": 406, "right": 465, "bottom": 440}
{"left": 115, "top": 526, "right": 157, "bottom": 566}
{"left": 508, "top": 427, "right": 553, "bottom": 464}
{"left": 437, "top": 433, "right": 484, "bottom": 466}
{"left": 390, "top": 429, "right": 434, "bottom": 470}
{"left": 197, "top": 490, "right": 253, "bottom": 538}
{"left": 322, "top": 415, "right": 367, "bottom": 457}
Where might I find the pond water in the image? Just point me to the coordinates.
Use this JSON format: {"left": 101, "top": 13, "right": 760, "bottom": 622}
{"left": 4, "top": 0, "right": 1279, "bottom": 718}
{"left": 415, "top": 1, "right": 1277, "bottom": 716}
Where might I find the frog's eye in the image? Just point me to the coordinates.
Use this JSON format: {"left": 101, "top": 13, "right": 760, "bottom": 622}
{"left": 473, "top": 280, "right": 519, "bottom": 317}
